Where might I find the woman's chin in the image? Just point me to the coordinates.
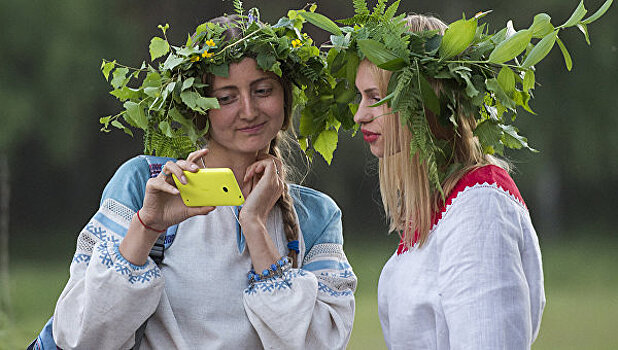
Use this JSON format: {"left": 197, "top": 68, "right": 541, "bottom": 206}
{"left": 369, "top": 144, "right": 384, "bottom": 159}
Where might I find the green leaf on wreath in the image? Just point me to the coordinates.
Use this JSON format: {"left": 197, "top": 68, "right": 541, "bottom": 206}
{"left": 101, "top": 60, "right": 116, "bottom": 81}
{"left": 313, "top": 129, "right": 338, "bottom": 164}
{"left": 522, "top": 30, "right": 558, "bottom": 68}
{"left": 497, "top": 67, "right": 516, "bottom": 97}
{"left": 419, "top": 75, "right": 440, "bottom": 114}
{"left": 301, "top": 12, "right": 343, "bottom": 36}
{"left": 150, "top": 37, "right": 170, "bottom": 61}
{"left": 560, "top": 0, "right": 587, "bottom": 28}
{"left": 523, "top": 70, "right": 536, "bottom": 91}
{"left": 123, "top": 101, "right": 148, "bottom": 129}
{"left": 582, "top": 0, "right": 613, "bottom": 24}
{"left": 556, "top": 37, "right": 573, "bottom": 71}
{"left": 111, "top": 120, "right": 133, "bottom": 137}
{"left": 357, "top": 39, "right": 401, "bottom": 68}
{"left": 474, "top": 119, "right": 502, "bottom": 154}
{"left": 529, "top": 13, "right": 554, "bottom": 38}
{"left": 488, "top": 29, "right": 532, "bottom": 64}
{"left": 111, "top": 68, "right": 129, "bottom": 89}
{"left": 439, "top": 16, "right": 478, "bottom": 59}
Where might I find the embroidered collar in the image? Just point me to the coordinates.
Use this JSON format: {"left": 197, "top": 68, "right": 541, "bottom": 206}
{"left": 397, "top": 165, "right": 525, "bottom": 255}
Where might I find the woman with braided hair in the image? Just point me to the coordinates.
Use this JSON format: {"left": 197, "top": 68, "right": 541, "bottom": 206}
{"left": 30, "top": 9, "right": 356, "bottom": 350}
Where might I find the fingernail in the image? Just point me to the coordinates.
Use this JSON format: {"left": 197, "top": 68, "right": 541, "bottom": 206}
{"left": 191, "top": 164, "right": 198, "bottom": 170}
{"left": 181, "top": 176, "right": 187, "bottom": 184}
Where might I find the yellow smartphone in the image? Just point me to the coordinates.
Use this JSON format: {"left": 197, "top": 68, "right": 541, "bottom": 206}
{"left": 172, "top": 168, "right": 245, "bottom": 206}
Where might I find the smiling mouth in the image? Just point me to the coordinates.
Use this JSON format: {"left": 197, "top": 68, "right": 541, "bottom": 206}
{"left": 238, "top": 122, "right": 267, "bottom": 133}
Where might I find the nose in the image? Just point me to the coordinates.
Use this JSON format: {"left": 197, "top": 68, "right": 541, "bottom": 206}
{"left": 353, "top": 104, "right": 373, "bottom": 125}
{"left": 239, "top": 93, "right": 258, "bottom": 120}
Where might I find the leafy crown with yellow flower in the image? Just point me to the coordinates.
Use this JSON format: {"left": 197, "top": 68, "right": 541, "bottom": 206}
{"left": 99, "top": 0, "right": 355, "bottom": 161}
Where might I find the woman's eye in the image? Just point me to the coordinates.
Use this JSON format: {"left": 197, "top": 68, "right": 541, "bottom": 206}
{"left": 216, "top": 95, "right": 235, "bottom": 105}
{"left": 254, "top": 87, "right": 272, "bottom": 96}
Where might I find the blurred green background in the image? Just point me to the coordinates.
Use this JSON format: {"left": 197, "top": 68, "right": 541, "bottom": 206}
{"left": 0, "top": 0, "right": 616, "bottom": 349}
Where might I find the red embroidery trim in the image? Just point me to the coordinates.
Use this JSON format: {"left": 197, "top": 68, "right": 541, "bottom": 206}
{"left": 397, "top": 165, "right": 525, "bottom": 255}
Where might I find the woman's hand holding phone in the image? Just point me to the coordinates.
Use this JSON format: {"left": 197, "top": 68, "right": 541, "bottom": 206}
{"left": 120, "top": 149, "right": 216, "bottom": 266}
{"left": 139, "top": 148, "right": 216, "bottom": 234}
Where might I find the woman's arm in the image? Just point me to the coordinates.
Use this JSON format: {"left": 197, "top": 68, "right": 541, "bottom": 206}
{"left": 242, "top": 185, "right": 356, "bottom": 350}
{"left": 53, "top": 156, "right": 166, "bottom": 348}
{"left": 53, "top": 152, "right": 216, "bottom": 348}
{"left": 437, "top": 186, "right": 545, "bottom": 349}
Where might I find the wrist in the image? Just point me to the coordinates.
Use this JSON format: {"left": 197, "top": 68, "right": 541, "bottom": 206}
{"left": 121, "top": 217, "right": 162, "bottom": 266}
{"left": 136, "top": 209, "right": 166, "bottom": 233}
{"left": 238, "top": 217, "right": 266, "bottom": 233}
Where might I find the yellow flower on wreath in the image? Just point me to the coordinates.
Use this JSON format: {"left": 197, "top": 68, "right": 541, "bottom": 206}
{"left": 202, "top": 50, "right": 214, "bottom": 58}
{"left": 190, "top": 55, "right": 200, "bottom": 62}
{"left": 291, "top": 39, "right": 302, "bottom": 48}
{"left": 204, "top": 39, "right": 216, "bottom": 47}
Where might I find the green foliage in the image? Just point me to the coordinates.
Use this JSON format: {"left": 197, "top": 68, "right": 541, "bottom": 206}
{"left": 101, "top": 4, "right": 346, "bottom": 161}
{"left": 439, "top": 16, "right": 478, "bottom": 59}
{"left": 582, "top": 0, "right": 613, "bottom": 24}
{"left": 149, "top": 37, "right": 170, "bottom": 61}
{"left": 310, "top": 0, "right": 613, "bottom": 196}
{"left": 522, "top": 30, "right": 558, "bottom": 68}
{"left": 302, "top": 12, "right": 343, "bottom": 36}
{"left": 352, "top": 0, "right": 369, "bottom": 16}
{"left": 488, "top": 29, "right": 533, "bottom": 64}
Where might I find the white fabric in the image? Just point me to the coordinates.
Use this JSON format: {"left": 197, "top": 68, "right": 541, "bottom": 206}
{"left": 53, "top": 200, "right": 356, "bottom": 349}
{"left": 378, "top": 183, "right": 545, "bottom": 349}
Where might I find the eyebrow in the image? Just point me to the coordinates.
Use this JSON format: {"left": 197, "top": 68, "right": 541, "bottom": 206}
{"left": 212, "top": 77, "right": 278, "bottom": 93}
{"left": 362, "top": 87, "right": 380, "bottom": 94}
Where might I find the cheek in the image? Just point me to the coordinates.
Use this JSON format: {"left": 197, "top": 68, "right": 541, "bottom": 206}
{"left": 263, "top": 98, "right": 286, "bottom": 126}
{"left": 207, "top": 111, "right": 233, "bottom": 134}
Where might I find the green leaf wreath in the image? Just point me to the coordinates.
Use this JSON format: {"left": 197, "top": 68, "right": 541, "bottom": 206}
{"left": 303, "top": 0, "right": 613, "bottom": 196}
{"left": 100, "top": 1, "right": 354, "bottom": 163}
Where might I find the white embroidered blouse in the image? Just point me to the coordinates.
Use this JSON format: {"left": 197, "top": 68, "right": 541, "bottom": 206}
{"left": 378, "top": 165, "right": 545, "bottom": 349}
{"left": 51, "top": 156, "right": 356, "bottom": 349}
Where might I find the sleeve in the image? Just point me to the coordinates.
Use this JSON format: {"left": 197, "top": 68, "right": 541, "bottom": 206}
{"left": 436, "top": 186, "right": 545, "bottom": 350}
{"left": 52, "top": 156, "right": 165, "bottom": 349}
{"left": 242, "top": 189, "right": 357, "bottom": 350}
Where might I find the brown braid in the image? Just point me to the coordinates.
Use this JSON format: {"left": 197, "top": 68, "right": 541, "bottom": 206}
{"left": 269, "top": 137, "right": 300, "bottom": 267}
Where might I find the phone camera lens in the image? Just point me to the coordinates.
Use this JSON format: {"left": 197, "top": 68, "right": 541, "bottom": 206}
{"left": 222, "top": 187, "right": 229, "bottom": 193}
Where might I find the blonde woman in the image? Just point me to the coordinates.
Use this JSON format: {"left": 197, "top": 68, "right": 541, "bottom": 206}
{"left": 353, "top": 15, "right": 545, "bottom": 348}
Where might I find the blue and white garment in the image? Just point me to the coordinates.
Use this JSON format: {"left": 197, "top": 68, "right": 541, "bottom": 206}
{"left": 33, "top": 155, "right": 356, "bottom": 350}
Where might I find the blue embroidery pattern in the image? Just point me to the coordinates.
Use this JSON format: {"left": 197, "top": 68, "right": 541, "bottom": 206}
{"left": 97, "top": 244, "right": 114, "bottom": 268}
{"left": 72, "top": 254, "right": 91, "bottom": 264}
{"left": 317, "top": 282, "right": 354, "bottom": 297}
{"left": 245, "top": 269, "right": 308, "bottom": 295}
{"left": 72, "top": 218, "right": 161, "bottom": 285}
{"left": 164, "top": 233, "right": 176, "bottom": 245}
{"left": 86, "top": 223, "right": 106, "bottom": 240}
{"left": 339, "top": 270, "right": 355, "bottom": 279}
{"left": 319, "top": 270, "right": 356, "bottom": 279}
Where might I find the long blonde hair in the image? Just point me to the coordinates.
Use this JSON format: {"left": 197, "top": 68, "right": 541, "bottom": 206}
{"left": 377, "top": 14, "right": 507, "bottom": 248}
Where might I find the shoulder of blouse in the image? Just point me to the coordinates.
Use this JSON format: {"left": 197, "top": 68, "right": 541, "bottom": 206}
{"left": 100, "top": 155, "right": 176, "bottom": 212}
{"left": 288, "top": 184, "right": 343, "bottom": 250}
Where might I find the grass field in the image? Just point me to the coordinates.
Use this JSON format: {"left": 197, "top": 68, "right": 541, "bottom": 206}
{"left": 1, "top": 235, "right": 617, "bottom": 349}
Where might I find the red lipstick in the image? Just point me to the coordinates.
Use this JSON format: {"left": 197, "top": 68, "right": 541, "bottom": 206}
{"left": 362, "top": 130, "right": 379, "bottom": 143}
